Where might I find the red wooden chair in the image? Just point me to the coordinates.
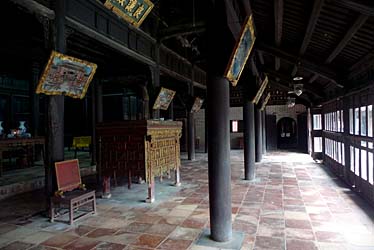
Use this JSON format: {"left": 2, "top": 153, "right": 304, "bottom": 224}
{"left": 50, "top": 159, "right": 96, "bottom": 225}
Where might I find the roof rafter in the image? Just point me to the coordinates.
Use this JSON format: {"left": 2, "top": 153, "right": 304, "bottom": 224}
{"left": 265, "top": 68, "right": 324, "bottom": 99}
{"left": 325, "top": 14, "right": 368, "bottom": 64}
{"left": 333, "top": 0, "right": 374, "bottom": 16}
{"left": 299, "top": 0, "right": 324, "bottom": 55}
{"left": 224, "top": 0, "right": 241, "bottom": 40}
{"left": 274, "top": 0, "right": 283, "bottom": 71}
{"left": 257, "top": 43, "right": 338, "bottom": 82}
{"left": 348, "top": 50, "right": 374, "bottom": 79}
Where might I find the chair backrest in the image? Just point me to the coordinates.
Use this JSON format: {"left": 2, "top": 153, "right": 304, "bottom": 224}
{"left": 55, "top": 159, "right": 81, "bottom": 192}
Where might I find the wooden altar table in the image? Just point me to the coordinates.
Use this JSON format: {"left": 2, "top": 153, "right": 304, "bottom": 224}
{"left": 0, "top": 137, "right": 45, "bottom": 177}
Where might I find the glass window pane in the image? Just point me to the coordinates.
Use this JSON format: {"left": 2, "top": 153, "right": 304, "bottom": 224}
{"left": 355, "top": 108, "right": 359, "bottom": 135}
{"left": 341, "top": 110, "right": 344, "bottom": 132}
{"left": 361, "top": 106, "right": 367, "bottom": 136}
{"left": 313, "top": 114, "right": 322, "bottom": 130}
{"left": 361, "top": 150, "right": 367, "bottom": 180}
{"left": 232, "top": 121, "right": 238, "bottom": 132}
{"left": 349, "top": 108, "right": 353, "bottom": 134}
{"left": 338, "top": 142, "right": 341, "bottom": 163}
{"left": 369, "top": 152, "right": 373, "bottom": 185}
{"left": 361, "top": 141, "right": 367, "bottom": 147}
{"left": 342, "top": 143, "right": 345, "bottom": 166}
{"left": 314, "top": 137, "right": 322, "bottom": 152}
{"left": 355, "top": 147, "right": 360, "bottom": 176}
{"left": 369, "top": 142, "right": 373, "bottom": 149}
{"left": 350, "top": 146, "right": 354, "bottom": 172}
{"left": 337, "top": 111, "right": 341, "bottom": 132}
{"left": 368, "top": 105, "right": 373, "bottom": 137}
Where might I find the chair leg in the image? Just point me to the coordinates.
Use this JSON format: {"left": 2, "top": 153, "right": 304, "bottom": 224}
{"left": 50, "top": 200, "right": 55, "bottom": 222}
{"left": 69, "top": 202, "right": 74, "bottom": 225}
{"left": 93, "top": 196, "right": 96, "bottom": 214}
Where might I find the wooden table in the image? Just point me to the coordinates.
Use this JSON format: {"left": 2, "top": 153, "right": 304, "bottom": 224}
{"left": 0, "top": 137, "right": 45, "bottom": 177}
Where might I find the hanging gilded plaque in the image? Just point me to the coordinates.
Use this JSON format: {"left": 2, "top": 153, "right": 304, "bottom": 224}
{"left": 104, "top": 0, "right": 154, "bottom": 28}
{"left": 152, "top": 87, "right": 176, "bottom": 110}
{"left": 253, "top": 75, "right": 268, "bottom": 105}
{"left": 36, "top": 51, "right": 97, "bottom": 99}
{"left": 224, "top": 15, "right": 256, "bottom": 86}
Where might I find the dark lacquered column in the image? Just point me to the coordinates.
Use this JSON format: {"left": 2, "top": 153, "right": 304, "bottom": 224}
{"left": 151, "top": 43, "right": 160, "bottom": 120}
{"left": 187, "top": 111, "right": 195, "bottom": 160}
{"left": 91, "top": 81, "right": 97, "bottom": 166}
{"left": 205, "top": 107, "right": 208, "bottom": 153}
{"left": 31, "top": 59, "right": 40, "bottom": 137}
{"left": 255, "top": 106, "right": 263, "bottom": 162}
{"left": 207, "top": 0, "right": 232, "bottom": 242}
{"left": 262, "top": 110, "right": 267, "bottom": 154}
{"left": 188, "top": 75, "right": 196, "bottom": 160}
{"left": 207, "top": 76, "right": 232, "bottom": 241}
{"left": 45, "top": 0, "right": 65, "bottom": 196}
{"left": 243, "top": 101, "right": 256, "bottom": 180}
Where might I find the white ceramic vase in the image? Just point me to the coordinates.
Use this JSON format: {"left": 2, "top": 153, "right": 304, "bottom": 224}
{"left": 19, "top": 121, "right": 26, "bottom": 134}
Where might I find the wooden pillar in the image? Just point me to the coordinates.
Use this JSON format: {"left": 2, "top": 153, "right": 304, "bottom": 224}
{"left": 151, "top": 43, "right": 160, "bottom": 119}
{"left": 45, "top": 0, "right": 65, "bottom": 196}
{"left": 262, "top": 110, "right": 267, "bottom": 154}
{"left": 142, "top": 85, "right": 150, "bottom": 119}
{"left": 95, "top": 82, "right": 110, "bottom": 198}
{"left": 243, "top": 101, "right": 255, "bottom": 180}
{"left": 169, "top": 100, "right": 174, "bottom": 120}
{"left": 255, "top": 106, "right": 263, "bottom": 162}
{"left": 207, "top": 0, "right": 232, "bottom": 242}
{"left": 188, "top": 71, "right": 195, "bottom": 160}
{"left": 204, "top": 107, "right": 208, "bottom": 153}
{"left": 91, "top": 81, "right": 97, "bottom": 166}
{"left": 30, "top": 59, "right": 40, "bottom": 137}
{"left": 343, "top": 97, "right": 350, "bottom": 180}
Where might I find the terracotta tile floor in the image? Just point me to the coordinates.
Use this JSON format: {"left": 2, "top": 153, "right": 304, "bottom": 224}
{"left": 0, "top": 151, "right": 373, "bottom": 250}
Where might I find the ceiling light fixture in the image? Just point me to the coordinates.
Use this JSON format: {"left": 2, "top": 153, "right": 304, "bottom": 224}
{"left": 293, "top": 61, "right": 304, "bottom": 81}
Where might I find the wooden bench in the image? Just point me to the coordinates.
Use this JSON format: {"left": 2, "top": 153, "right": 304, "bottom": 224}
{"left": 50, "top": 159, "right": 96, "bottom": 225}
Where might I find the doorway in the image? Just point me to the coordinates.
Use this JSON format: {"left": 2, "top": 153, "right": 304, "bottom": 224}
{"left": 277, "top": 117, "right": 297, "bottom": 149}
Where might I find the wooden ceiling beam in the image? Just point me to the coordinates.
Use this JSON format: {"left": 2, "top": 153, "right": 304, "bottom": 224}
{"left": 250, "top": 57, "right": 259, "bottom": 77}
{"left": 309, "top": 73, "right": 319, "bottom": 83}
{"left": 275, "top": 57, "right": 281, "bottom": 71}
{"left": 224, "top": 0, "right": 241, "bottom": 40}
{"left": 325, "top": 14, "right": 368, "bottom": 63}
{"left": 274, "top": 0, "right": 283, "bottom": 72}
{"left": 159, "top": 22, "right": 206, "bottom": 41}
{"left": 348, "top": 50, "right": 374, "bottom": 79}
{"left": 274, "top": 0, "right": 283, "bottom": 47}
{"left": 257, "top": 51, "right": 265, "bottom": 65}
{"left": 268, "top": 78, "right": 313, "bottom": 103}
{"left": 333, "top": 0, "right": 374, "bottom": 16}
{"left": 240, "top": 0, "right": 252, "bottom": 16}
{"left": 299, "top": 0, "right": 324, "bottom": 55}
{"left": 257, "top": 43, "right": 338, "bottom": 82}
{"left": 265, "top": 68, "right": 324, "bottom": 98}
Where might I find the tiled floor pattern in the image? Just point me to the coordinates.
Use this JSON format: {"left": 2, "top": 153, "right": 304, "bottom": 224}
{"left": 0, "top": 151, "right": 373, "bottom": 250}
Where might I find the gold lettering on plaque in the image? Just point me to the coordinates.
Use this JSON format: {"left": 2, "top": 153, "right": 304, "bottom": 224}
{"left": 125, "top": 0, "right": 137, "bottom": 12}
{"left": 133, "top": 5, "right": 144, "bottom": 19}
{"left": 116, "top": 0, "right": 125, "bottom": 7}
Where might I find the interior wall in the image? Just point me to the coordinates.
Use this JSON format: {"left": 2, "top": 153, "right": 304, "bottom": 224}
{"left": 194, "top": 107, "right": 244, "bottom": 150}
{"left": 266, "top": 104, "right": 307, "bottom": 123}
{"left": 195, "top": 109, "right": 205, "bottom": 152}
